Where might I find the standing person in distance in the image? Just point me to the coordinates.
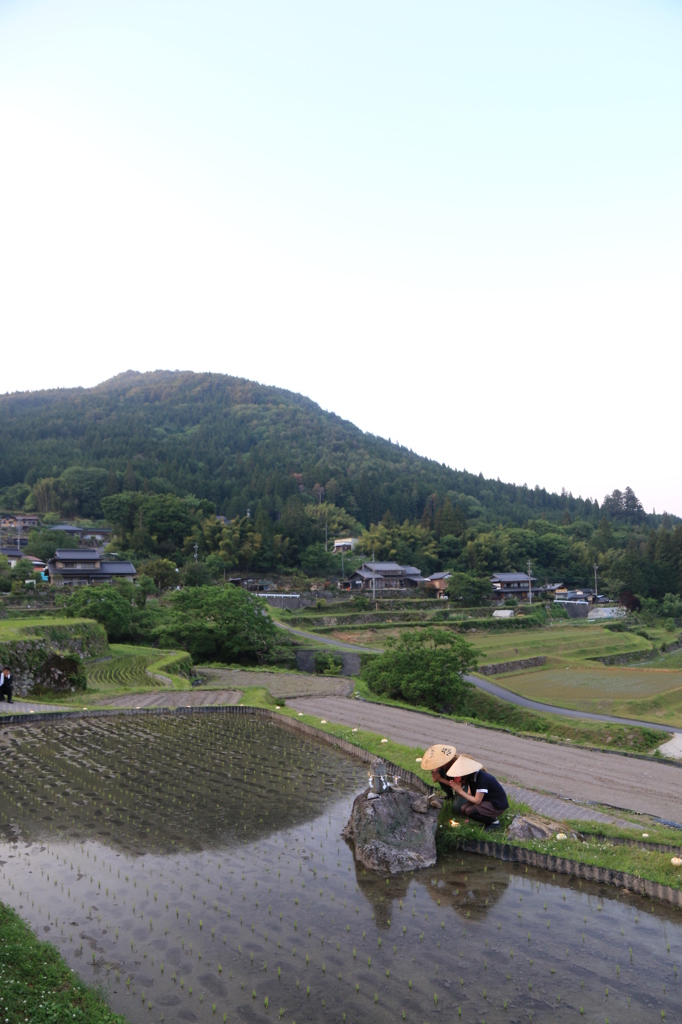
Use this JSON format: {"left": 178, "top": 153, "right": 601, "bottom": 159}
{"left": 0, "top": 665, "right": 14, "bottom": 704}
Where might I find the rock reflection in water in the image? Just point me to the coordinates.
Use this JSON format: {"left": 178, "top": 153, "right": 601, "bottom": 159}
{"left": 350, "top": 844, "right": 509, "bottom": 928}
{"left": 0, "top": 715, "right": 680, "bottom": 1024}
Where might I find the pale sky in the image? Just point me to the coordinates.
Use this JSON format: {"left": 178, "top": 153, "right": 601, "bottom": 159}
{"left": 1, "top": 1, "right": 681, "bottom": 514}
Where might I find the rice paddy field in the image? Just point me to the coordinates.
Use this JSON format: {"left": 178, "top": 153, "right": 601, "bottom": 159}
{"left": 1, "top": 713, "right": 681, "bottom": 1023}
{"left": 464, "top": 624, "right": 682, "bottom": 726}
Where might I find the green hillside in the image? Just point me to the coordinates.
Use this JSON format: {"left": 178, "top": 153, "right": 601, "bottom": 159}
{"left": 1, "top": 370, "right": 680, "bottom": 597}
{"left": 1, "top": 370, "right": 596, "bottom": 526}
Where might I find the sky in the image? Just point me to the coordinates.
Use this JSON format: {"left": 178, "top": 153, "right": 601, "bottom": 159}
{"left": 1, "top": 0, "right": 681, "bottom": 514}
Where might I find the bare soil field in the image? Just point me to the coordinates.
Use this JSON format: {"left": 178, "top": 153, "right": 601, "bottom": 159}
{"left": 94, "top": 689, "right": 243, "bottom": 708}
{"left": 196, "top": 667, "right": 354, "bottom": 698}
{"left": 288, "top": 695, "right": 682, "bottom": 821}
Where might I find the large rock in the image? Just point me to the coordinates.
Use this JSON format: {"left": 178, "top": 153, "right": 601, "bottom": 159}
{"left": 507, "top": 814, "right": 578, "bottom": 840}
{"left": 342, "top": 787, "right": 439, "bottom": 874}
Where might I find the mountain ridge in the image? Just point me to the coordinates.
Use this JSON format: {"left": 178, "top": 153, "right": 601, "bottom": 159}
{"left": 0, "top": 369, "right": 618, "bottom": 528}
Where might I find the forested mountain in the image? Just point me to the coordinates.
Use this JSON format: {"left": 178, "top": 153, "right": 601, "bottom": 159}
{"left": 1, "top": 370, "right": 680, "bottom": 600}
{"left": 0, "top": 370, "right": 603, "bottom": 525}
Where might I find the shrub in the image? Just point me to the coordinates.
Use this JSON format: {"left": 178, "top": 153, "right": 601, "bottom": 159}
{"left": 362, "top": 627, "right": 477, "bottom": 713}
{"left": 314, "top": 652, "right": 343, "bottom": 675}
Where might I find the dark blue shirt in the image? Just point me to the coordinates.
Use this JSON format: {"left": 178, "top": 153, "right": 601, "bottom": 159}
{"left": 471, "top": 770, "right": 508, "bottom": 811}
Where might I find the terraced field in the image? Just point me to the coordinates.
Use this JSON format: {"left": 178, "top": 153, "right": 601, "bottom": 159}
{"left": 462, "top": 624, "right": 682, "bottom": 726}
{"left": 86, "top": 653, "right": 162, "bottom": 691}
{"left": 27, "top": 644, "right": 195, "bottom": 706}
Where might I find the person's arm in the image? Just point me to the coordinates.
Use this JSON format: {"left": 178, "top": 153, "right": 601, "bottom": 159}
{"left": 449, "top": 782, "right": 484, "bottom": 805}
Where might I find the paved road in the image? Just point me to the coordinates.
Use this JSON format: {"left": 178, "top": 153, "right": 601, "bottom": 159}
{"left": 288, "top": 695, "right": 682, "bottom": 822}
{"left": 466, "top": 674, "right": 677, "bottom": 734}
{"left": 275, "top": 621, "right": 373, "bottom": 652}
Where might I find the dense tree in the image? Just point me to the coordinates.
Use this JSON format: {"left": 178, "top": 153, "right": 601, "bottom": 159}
{"left": 362, "top": 628, "right": 477, "bottom": 712}
{"left": 25, "top": 529, "right": 79, "bottom": 562}
{"left": 154, "top": 586, "right": 286, "bottom": 664}
{"left": 64, "top": 586, "right": 133, "bottom": 642}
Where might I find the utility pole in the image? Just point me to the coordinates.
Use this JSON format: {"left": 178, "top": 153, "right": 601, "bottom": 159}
{"left": 325, "top": 519, "right": 328, "bottom": 553}
{"left": 527, "top": 559, "right": 533, "bottom": 605}
{"left": 193, "top": 543, "right": 198, "bottom": 563}
{"left": 594, "top": 563, "right": 599, "bottom": 600}
{"left": 372, "top": 548, "right": 376, "bottom": 604}
{"left": 341, "top": 549, "right": 344, "bottom": 578}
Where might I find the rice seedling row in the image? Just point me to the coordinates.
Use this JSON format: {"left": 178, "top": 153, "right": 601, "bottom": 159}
{"left": 1, "top": 715, "right": 680, "bottom": 1023}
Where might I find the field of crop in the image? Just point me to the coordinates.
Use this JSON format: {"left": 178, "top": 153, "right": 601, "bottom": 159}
{"left": 465, "top": 623, "right": 682, "bottom": 725}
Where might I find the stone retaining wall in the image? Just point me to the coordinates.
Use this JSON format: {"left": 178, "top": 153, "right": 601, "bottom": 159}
{"left": 459, "top": 838, "right": 682, "bottom": 907}
{"left": 0, "top": 621, "right": 108, "bottom": 696}
{"left": 478, "top": 656, "right": 546, "bottom": 675}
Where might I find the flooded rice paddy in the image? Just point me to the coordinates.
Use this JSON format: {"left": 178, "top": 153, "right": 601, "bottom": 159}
{"left": 0, "top": 712, "right": 680, "bottom": 1023}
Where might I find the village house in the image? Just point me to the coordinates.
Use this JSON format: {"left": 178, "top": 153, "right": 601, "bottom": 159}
{"left": 490, "top": 571, "right": 540, "bottom": 601}
{"left": 0, "top": 514, "right": 40, "bottom": 531}
{"left": 47, "top": 549, "right": 137, "bottom": 586}
{"left": 424, "top": 570, "right": 452, "bottom": 598}
{"left": 342, "top": 561, "right": 425, "bottom": 591}
{"left": 333, "top": 537, "right": 359, "bottom": 553}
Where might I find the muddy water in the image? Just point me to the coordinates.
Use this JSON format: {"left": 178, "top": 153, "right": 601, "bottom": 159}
{"left": 0, "top": 714, "right": 680, "bottom": 1023}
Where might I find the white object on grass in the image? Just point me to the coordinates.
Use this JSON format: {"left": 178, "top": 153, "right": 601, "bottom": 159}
{"left": 556, "top": 833, "right": 567, "bottom": 840}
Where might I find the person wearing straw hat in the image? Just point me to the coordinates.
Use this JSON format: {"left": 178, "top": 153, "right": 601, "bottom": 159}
{"left": 420, "top": 744, "right": 470, "bottom": 814}
{"left": 446, "top": 754, "right": 508, "bottom": 828}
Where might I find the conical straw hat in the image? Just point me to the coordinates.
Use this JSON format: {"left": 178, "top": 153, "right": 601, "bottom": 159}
{"left": 420, "top": 744, "right": 457, "bottom": 770}
{"left": 446, "top": 754, "right": 483, "bottom": 778}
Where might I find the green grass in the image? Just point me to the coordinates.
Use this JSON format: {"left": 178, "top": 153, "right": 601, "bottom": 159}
{"left": 0, "top": 900, "right": 127, "bottom": 1024}
{"left": 436, "top": 797, "right": 682, "bottom": 890}
{"left": 0, "top": 616, "right": 93, "bottom": 640}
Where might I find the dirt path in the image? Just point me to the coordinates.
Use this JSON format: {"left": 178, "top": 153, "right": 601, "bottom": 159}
{"left": 96, "top": 690, "right": 243, "bottom": 709}
{"left": 196, "top": 668, "right": 354, "bottom": 698}
{"left": 288, "top": 695, "right": 682, "bottom": 821}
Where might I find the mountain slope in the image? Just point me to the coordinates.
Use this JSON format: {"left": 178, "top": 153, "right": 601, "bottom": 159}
{"left": 0, "top": 370, "right": 593, "bottom": 526}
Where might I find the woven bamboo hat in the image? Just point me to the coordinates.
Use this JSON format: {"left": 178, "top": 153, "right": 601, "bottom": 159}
{"left": 446, "top": 754, "right": 483, "bottom": 778}
{"left": 420, "top": 744, "right": 457, "bottom": 770}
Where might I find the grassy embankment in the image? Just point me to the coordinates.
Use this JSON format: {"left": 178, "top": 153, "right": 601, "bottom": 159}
{"left": 26, "top": 643, "right": 193, "bottom": 707}
{"left": 0, "top": 616, "right": 95, "bottom": 640}
{"left": 0, "top": 901, "right": 126, "bottom": 1024}
{"left": 349, "top": 675, "right": 666, "bottom": 754}
{"left": 469, "top": 622, "right": 682, "bottom": 727}
{"left": 436, "top": 805, "right": 682, "bottom": 891}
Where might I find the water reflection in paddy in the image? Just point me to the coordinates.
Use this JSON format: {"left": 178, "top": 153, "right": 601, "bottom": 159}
{"left": 0, "top": 714, "right": 680, "bottom": 1023}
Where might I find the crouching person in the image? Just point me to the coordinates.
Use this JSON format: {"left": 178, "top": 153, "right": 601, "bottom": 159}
{"left": 420, "top": 743, "right": 470, "bottom": 814}
{"left": 446, "top": 755, "right": 508, "bottom": 828}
